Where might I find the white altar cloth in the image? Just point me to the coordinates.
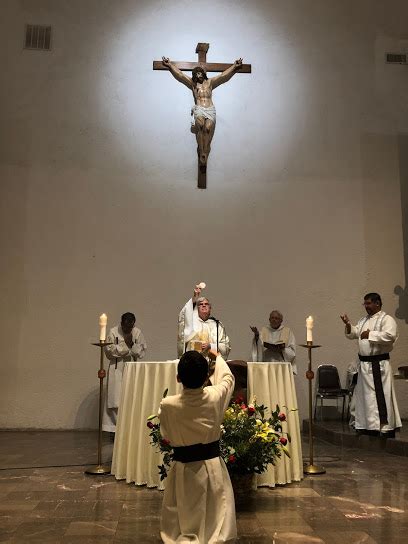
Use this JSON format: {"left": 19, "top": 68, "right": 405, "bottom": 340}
{"left": 111, "top": 361, "right": 181, "bottom": 489}
{"left": 111, "top": 361, "right": 302, "bottom": 489}
{"left": 248, "top": 362, "right": 303, "bottom": 487}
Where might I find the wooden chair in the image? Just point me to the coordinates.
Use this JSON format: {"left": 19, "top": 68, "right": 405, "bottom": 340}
{"left": 227, "top": 360, "right": 248, "bottom": 403}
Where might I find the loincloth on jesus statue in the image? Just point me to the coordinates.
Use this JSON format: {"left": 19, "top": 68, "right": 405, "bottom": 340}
{"left": 191, "top": 104, "right": 216, "bottom": 132}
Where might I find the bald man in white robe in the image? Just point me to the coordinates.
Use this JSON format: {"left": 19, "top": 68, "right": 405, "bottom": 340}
{"left": 251, "top": 310, "right": 297, "bottom": 374}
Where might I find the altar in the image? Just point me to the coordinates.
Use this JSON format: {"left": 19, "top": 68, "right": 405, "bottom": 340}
{"left": 111, "top": 361, "right": 302, "bottom": 489}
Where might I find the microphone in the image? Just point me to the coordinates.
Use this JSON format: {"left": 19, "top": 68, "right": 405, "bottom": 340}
{"left": 208, "top": 317, "right": 220, "bottom": 353}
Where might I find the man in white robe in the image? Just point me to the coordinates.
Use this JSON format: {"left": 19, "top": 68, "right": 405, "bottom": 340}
{"left": 250, "top": 310, "right": 297, "bottom": 374}
{"left": 177, "top": 285, "right": 231, "bottom": 359}
{"left": 341, "top": 292, "right": 401, "bottom": 436}
{"left": 159, "top": 350, "right": 236, "bottom": 543}
{"left": 102, "top": 312, "right": 147, "bottom": 433}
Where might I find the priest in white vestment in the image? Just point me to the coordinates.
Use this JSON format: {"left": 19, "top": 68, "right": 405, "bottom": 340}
{"left": 341, "top": 293, "right": 401, "bottom": 435}
{"left": 177, "top": 285, "right": 231, "bottom": 359}
{"left": 250, "top": 310, "right": 297, "bottom": 374}
{"left": 159, "top": 350, "right": 236, "bottom": 543}
{"left": 102, "top": 312, "right": 147, "bottom": 433}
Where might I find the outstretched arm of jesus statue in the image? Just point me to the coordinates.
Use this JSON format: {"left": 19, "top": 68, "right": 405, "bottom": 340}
{"left": 162, "top": 57, "right": 192, "bottom": 89}
{"left": 211, "top": 58, "right": 243, "bottom": 89}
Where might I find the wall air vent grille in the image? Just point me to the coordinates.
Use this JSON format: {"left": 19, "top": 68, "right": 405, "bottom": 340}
{"left": 386, "top": 53, "right": 406, "bottom": 64}
{"left": 24, "top": 24, "right": 51, "bottom": 51}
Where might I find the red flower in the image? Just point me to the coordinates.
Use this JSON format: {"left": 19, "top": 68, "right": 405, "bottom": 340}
{"left": 147, "top": 421, "right": 154, "bottom": 429}
{"left": 279, "top": 437, "right": 288, "bottom": 445}
{"left": 247, "top": 406, "right": 255, "bottom": 415}
{"left": 278, "top": 413, "right": 286, "bottom": 421}
{"left": 161, "top": 438, "right": 171, "bottom": 446}
{"left": 240, "top": 404, "right": 247, "bottom": 411}
{"left": 235, "top": 396, "right": 244, "bottom": 404}
{"left": 228, "top": 454, "right": 236, "bottom": 463}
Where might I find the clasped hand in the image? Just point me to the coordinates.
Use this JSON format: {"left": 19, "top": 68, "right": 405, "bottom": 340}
{"left": 124, "top": 333, "right": 133, "bottom": 349}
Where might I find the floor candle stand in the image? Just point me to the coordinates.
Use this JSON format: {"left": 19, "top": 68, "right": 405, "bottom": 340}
{"left": 85, "top": 340, "right": 113, "bottom": 475}
{"left": 300, "top": 342, "right": 326, "bottom": 475}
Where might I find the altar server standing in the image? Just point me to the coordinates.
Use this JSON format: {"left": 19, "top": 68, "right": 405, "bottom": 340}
{"left": 341, "top": 293, "right": 401, "bottom": 436}
{"left": 102, "top": 312, "right": 147, "bottom": 433}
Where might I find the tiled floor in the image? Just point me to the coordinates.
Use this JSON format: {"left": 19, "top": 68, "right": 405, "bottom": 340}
{"left": 304, "top": 419, "right": 408, "bottom": 457}
{"left": 0, "top": 431, "right": 407, "bottom": 543}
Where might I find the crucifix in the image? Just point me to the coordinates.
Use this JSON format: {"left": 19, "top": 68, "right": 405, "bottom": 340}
{"left": 153, "top": 43, "right": 251, "bottom": 189}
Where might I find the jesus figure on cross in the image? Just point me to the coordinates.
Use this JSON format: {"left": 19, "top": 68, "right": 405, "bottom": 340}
{"left": 161, "top": 56, "right": 243, "bottom": 168}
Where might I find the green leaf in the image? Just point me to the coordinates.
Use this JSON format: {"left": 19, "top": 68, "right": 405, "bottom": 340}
{"left": 163, "top": 388, "right": 169, "bottom": 398}
{"left": 147, "top": 414, "right": 157, "bottom": 421}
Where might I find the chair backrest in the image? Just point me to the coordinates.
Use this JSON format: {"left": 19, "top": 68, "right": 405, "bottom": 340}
{"left": 316, "top": 364, "right": 342, "bottom": 391}
{"left": 227, "top": 360, "right": 247, "bottom": 388}
{"left": 227, "top": 360, "right": 248, "bottom": 403}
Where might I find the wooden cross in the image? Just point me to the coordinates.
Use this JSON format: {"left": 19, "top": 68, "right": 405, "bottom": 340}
{"left": 153, "top": 43, "right": 251, "bottom": 188}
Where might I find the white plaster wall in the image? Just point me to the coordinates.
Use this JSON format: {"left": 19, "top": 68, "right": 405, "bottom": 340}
{"left": 0, "top": 0, "right": 407, "bottom": 428}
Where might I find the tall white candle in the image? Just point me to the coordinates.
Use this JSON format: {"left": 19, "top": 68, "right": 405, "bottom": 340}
{"left": 306, "top": 315, "right": 314, "bottom": 343}
{"left": 99, "top": 313, "right": 107, "bottom": 341}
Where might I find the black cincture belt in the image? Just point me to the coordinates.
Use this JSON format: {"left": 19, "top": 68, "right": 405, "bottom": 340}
{"left": 358, "top": 353, "right": 390, "bottom": 425}
{"left": 358, "top": 353, "right": 389, "bottom": 363}
{"left": 173, "top": 440, "right": 220, "bottom": 463}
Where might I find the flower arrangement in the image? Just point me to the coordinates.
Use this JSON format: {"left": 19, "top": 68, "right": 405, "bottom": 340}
{"left": 147, "top": 393, "right": 292, "bottom": 480}
{"left": 220, "top": 397, "right": 291, "bottom": 475}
